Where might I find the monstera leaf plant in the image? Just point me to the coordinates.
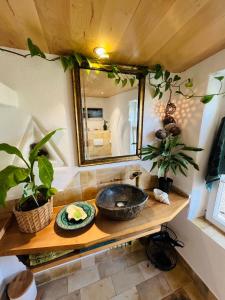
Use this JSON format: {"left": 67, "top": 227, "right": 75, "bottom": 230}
{"left": 142, "top": 135, "right": 203, "bottom": 192}
{"left": 0, "top": 129, "right": 58, "bottom": 211}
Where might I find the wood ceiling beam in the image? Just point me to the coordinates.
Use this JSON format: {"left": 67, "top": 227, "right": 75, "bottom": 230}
{"left": 34, "top": 0, "right": 72, "bottom": 54}
{"left": 7, "top": 0, "right": 49, "bottom": 53}
{"left": 149, "top": 0, "right": 225, "bottom": 72}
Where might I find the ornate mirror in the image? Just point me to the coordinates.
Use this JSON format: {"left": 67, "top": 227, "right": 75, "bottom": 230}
{"left": 73, "top": 65, "right": 145, "bottom": 166}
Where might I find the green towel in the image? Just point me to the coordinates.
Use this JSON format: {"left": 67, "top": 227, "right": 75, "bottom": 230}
{"left": 206, "top": 117, "right": 225, "bottom": 187}
{"left": 29, "top": 250, "right": 74, "bottom": 266}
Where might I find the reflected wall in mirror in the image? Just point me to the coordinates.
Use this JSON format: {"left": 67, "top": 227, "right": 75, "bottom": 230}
{"left": 73, "top": 66, "right": 145, "bottom": 166}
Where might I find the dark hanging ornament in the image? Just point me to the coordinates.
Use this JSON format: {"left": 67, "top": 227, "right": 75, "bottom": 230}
{"left": 155, "top": 129, "right": 168, "bottom": 140}
{"left": 165, "top": 123, "right": 181, "bottom": 136}
{"left": 163, "top": 115, "right": 176, "bottom": 126}
{"left": 165, "top": 102, "right": 176, "bottom": 115}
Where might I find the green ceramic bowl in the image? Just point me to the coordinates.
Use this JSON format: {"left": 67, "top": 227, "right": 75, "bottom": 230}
{"left": 56, "top": 202, "right": 96, "bottom": 230}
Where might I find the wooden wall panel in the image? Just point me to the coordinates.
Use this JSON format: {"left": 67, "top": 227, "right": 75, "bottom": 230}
{"left": 0, "top": 0, "right": 224, "bottom": 72}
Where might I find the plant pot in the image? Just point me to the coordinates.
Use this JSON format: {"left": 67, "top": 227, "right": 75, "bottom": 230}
{"left": 13, "top": 197, "right": 53, "bottom": 233}
{"left": 158, "top": 177, "right": 173, "bottom": 193}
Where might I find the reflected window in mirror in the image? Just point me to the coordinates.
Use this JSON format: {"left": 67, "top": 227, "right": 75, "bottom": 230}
{"left": 73, "top": 65, "right": 145, "bottom": 166}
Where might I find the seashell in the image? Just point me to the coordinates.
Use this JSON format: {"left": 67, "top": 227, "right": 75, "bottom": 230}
{"left": 66, "top": 204, "right": 87, "bottom": 221}
{"left": 153, "top": 188, "right": 170, "bottom": 205}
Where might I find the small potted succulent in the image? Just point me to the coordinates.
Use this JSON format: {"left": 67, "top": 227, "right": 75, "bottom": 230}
{"left": 0, "top": 129, "right": 59, "bottom": 233}
{"left": 141, "top": 135, "right": 203, "bottom": 193}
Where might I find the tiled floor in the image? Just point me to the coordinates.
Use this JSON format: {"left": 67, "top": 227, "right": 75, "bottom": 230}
{"left": 38, "top": 242, "right": 206, "bottom": 300}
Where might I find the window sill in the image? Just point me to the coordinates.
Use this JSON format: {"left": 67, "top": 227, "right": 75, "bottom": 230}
{"left": 192, "top": 217, "right": 225, "bottom": 249}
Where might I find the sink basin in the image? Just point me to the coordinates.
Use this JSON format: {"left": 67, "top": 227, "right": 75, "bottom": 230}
{"left": 96, "top": 184, "right": 149, "bottom": 220}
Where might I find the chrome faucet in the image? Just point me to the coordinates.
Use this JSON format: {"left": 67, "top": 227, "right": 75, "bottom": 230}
{"left": 129, "top": 171, "right": 142, "bottom": 188}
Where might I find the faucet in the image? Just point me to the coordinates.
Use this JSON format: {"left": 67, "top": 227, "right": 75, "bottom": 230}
{"left": 129, "top": 171, "right": 142, "bottom": 188}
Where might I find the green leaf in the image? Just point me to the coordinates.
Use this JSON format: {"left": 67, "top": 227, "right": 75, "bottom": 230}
{"left": 115, "top": 78, "right": 120, "bottom": 85}
{"left": 165, "top": 82, "right": 170, "bottom": 91}
{"left": 74, "top": 53, "right": 83, "bottom": 66}
{"left": 27, "top": 38, "right": 46, "bottom": 58}
{"left": 154, "top": 88, "right": 159, "bottom": 98}
{"left": 0, "top": 143, "right": 27, "bottom": 165}
{"left": 178, "top": 166, "right": 187, "bottom": 176}
{"left": 176, "top": 90, "right": 184, "bottom": 95}
{"left": 60, "top": 56, "right": 69, "bottom": 71}
{"left": 60, "top": 56, "right": 74, "bottom": 72}
{"left": 85, "top": 57, "right": 93, "bottom": 68}
{"left": 185, "top": 78, "right": 193, "bottom": 88}
{"left": 164, "top": 70, "right": 170, "bottom": 80}
{"left": 182, "top": 146, "right": 203, "bottom": 151}
{"left": 201, "top": 95, "right": 214, "bottom": 104}
{"left": 173, "top": 75, "right": 181, "bottom": 81}
{"left": 159, "top": 91, "right": 163, "bottom": 99}
{"left": 38, "top": 156, "right": 53, "bottom": 188}
{"left": 171, "top": 164, "right": 177, "bottom": 175}
{"left": 29, "top": 129, "right": 60, "bottom": 164}
{"left": 108, "top": 72, "right": 115, "bottom": 79}
{"left": 122, "top": 78, "right": 127, "bottom": 87}
{"left": 129, "top": 77, "right": 135, "bottom": 87}
{"left": 215, "top": 76, "right": 224, "bottom": 82}
{"left": 0, "top": 166, "right": 30, "bottom": 206}
{"left": 154, "top": 64, "right": 163, "bottom": 80}
{"left": 150, "top": 161, "right": 157, "bottom": 172}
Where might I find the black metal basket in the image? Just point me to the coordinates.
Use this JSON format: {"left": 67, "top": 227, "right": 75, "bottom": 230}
{"left": 145, "top": 225, "right": 184, "bottom": 271}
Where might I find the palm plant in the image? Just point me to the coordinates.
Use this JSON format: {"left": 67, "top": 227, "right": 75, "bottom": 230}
{"left": 0, "top": 129, "right": 59, "bottom": 210}
{"left": 141, "top": 135, "right": 203, "bottom": 178}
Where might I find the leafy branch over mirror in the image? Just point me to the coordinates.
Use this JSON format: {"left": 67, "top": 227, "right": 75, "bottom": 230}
{"left": 0, "top": 38, "right": 224, "bottom": 104}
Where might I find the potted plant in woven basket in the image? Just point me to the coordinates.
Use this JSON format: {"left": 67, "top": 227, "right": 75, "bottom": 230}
{"left": 0, "top": 129, "right": 59, "bottom": 233}
{"left": 141, "top": 135, "right": 203, "bottom": 193}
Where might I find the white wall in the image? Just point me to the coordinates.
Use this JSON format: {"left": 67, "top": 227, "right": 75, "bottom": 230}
{"left": 1, "top": 47, "right": 225, "bottom": 299}
{"left": 84, "top": 97, "right": 111, "bottom": 131}
{"left": 170, "top": 49, "right": 225, "bottom": 300}
{"left": 109, "top": 89, "right": 138, "bottom": 156}
{"left": 0, "top": 49, "right": 157, "bottom": 289}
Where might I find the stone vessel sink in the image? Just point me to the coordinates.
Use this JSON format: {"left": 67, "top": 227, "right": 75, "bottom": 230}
{"left": 96, "top": 184, "right": 149, "bottom": 220}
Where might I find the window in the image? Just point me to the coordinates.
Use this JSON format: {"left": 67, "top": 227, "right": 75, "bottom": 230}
{"left": 206, "top": 175, "right": 225, "bottom": 231}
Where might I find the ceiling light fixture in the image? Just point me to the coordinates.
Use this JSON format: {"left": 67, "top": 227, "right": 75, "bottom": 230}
{"left": 93, "top": 47, "right": 109, "bottom": 59}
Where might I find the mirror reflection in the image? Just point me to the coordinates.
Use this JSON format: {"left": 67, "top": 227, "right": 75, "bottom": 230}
{"left": 80, "top": 69, "right": 139, "bottom": 160}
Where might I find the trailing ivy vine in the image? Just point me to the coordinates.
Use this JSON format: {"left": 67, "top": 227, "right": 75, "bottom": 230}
{"left": 0, "top": 38, "right": 224, "bottom": 104}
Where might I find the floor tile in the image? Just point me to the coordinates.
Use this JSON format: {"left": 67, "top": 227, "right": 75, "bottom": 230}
{"left": 109, "top": 246, "right": 129, "bottom": 261}
{"left": 183, "top": 282, "right": 205, "bottom": 300}
{"left": 111, "top": 287, "right": 140, "bottom": 300}
{"left": 81, "top": 255, "right": 95, "bottom": 268}
{"left": 162, "top": 288, "right": 191, "bottom": 300}
{"left": 95, "top": 250, "right": 111, "bottom": 264}
{"left": 39, "top": 277, "right": 68, "bottom": 300}
{"left": 98, "top": 256, "right": 127, "bottom": 279}
{"left": 68, "top": 265, "right": 100, "bottom": 293}
{"left": 164, "top": 264, "right": 192, "bottom": 291}
{"left": 67, "top": 259, "right": 82, "bottom": 274}
{"left": 112, "top": 264, "right": 145, "bottom": 295}
{"left": 136, "top": 273, "right": 171, "bottom": 300}
{"left": 80, "top": 277, "right": 115, "bottom": 300}
{"left": 58, "top": 290, "right": 81, "bottom": 300}
{"left": 138, "top": 260, "right": 161, "bottom": 280}
{"left": 126, "top": 249, "right": 147, "bottom": 267}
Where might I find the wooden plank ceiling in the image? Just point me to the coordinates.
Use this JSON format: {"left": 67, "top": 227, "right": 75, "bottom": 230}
{"left": 0, "top": 0, "right": 225, "bottom": 72}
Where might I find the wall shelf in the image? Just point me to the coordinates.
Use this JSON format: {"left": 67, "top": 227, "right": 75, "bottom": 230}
{"left": 0, "top": 192, "right": 189, "bottom": 258}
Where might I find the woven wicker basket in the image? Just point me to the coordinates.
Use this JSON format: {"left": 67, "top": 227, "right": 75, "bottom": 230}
{"left": 13, "top": 197, "right": 53, "bottom": 233}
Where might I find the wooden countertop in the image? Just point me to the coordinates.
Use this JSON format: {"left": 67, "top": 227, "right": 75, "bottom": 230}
{"left": 0, "top": 192, "right": 189, "bottom": 256}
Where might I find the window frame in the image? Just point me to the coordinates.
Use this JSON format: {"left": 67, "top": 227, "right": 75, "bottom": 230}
{"left": 206, "top": 175, "right": 225, "bottom": 232}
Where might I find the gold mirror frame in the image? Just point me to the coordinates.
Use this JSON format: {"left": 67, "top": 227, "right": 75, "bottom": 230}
{"left": 72, "top": 64, "right": 146, "bottom": 166}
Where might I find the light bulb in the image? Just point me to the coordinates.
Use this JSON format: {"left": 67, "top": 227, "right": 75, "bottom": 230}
{"left": 93, "top": 47, "right": 109, "bottom": 59}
